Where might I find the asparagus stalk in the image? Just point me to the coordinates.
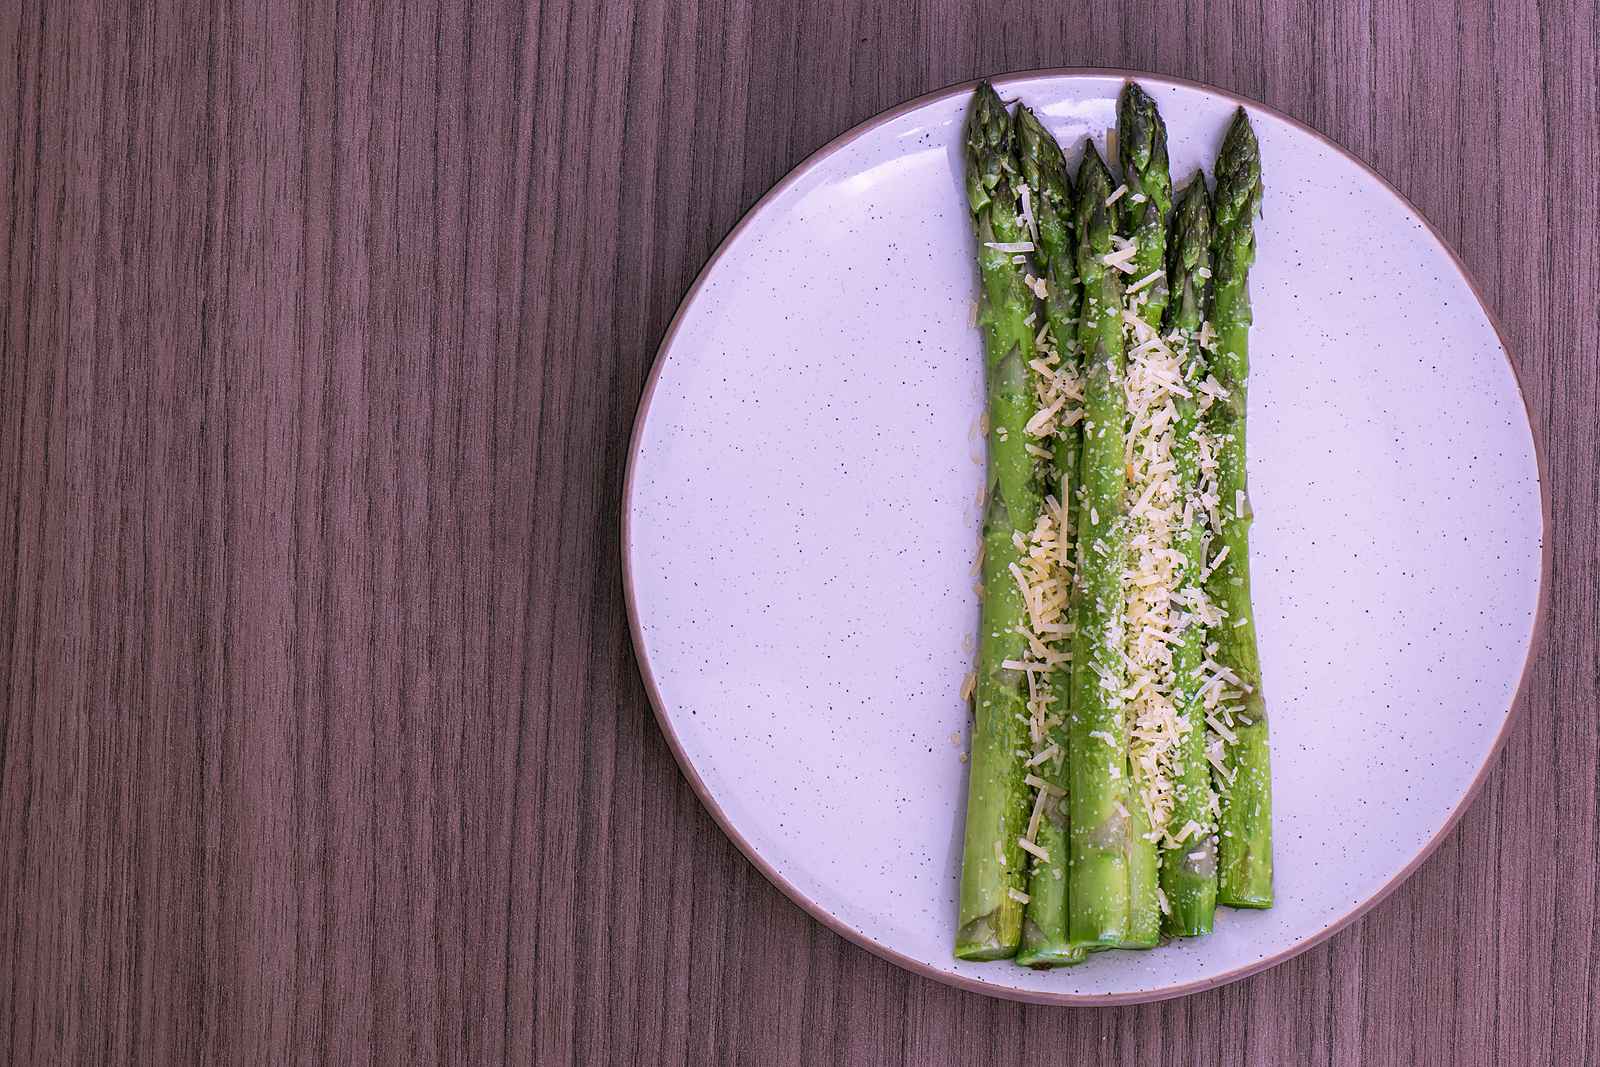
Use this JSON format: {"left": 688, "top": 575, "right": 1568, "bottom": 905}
{"left": 1207, "top": 109, "right": 1273, "bottom": 908}
{"left": 1117, "top": 83, "right": 1174, "bottom": 331}
{"left": 956, "top": 83, "right": 1045, "bottom": 959}
{"left": 1160, "top": 174, "right": 1220, "bottom": 936}
{"left": 1012, "top": 105, "right": 1085, "bottom": 968}
{"left": 1113, "top": 81, "right": 1172, "bottom": 950}
{"left": 1065, "top": 141, "right": 1138, "bottom": 952}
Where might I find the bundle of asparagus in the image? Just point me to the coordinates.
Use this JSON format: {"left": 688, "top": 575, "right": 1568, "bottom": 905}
{"left": 955, "top": 81, "right": 1273, "bottom": 968}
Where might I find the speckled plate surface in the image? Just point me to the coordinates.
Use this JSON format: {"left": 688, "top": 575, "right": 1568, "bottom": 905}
{"left": 622, "top": 70, "right": 1546, "bottom": 1003}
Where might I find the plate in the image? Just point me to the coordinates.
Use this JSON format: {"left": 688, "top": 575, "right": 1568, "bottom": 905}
{"left": 622, "top": 70, "right": 1546, "bottom": 1003}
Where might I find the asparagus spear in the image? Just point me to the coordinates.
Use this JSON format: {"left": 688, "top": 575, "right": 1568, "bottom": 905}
{"left": 1113, "top": 81, "right": 1172, "bottom": 950}
{"left": 955, "top": 83, "right": 1045, "bottom": 960}
{"left": 1160, "top": 174, "right": 1221, "bottom": 936}
{"left": 1117, "top": 83, "right": 1174, "bottom": 331}
{"left": 1012, "top": 105, "right": 1085, "bottom": 968}
{"left": 1207, "top": 109, "right": 1273, "bottom": 908}
{"left": 1065, "top": 141, "right": 1139, "bottom": 952}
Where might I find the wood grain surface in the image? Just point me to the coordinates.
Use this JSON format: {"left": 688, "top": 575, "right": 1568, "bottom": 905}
{"left": 1, "top": 1, "right": 1595, "bottom": 1063}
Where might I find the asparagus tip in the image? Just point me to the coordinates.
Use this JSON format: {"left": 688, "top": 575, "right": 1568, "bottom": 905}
{"left": 966, "top": 83, "right": 1016, "bottom": 215}
{"left": 1013, "top": 104, "right": 1072, "bottom": 210}
{"left": 1077, "top": 137, "right": 1106, "bottom": 176}
{"left": 1215, "top": 108, "right": 1263, "bottom": 227}
{"left": 1116, "top": 81, "right": 1168, "bottom": 170}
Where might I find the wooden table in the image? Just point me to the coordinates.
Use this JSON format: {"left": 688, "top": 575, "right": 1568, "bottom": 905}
{"left": 2, "top": 1, "right": 1594, "bottom": 1063}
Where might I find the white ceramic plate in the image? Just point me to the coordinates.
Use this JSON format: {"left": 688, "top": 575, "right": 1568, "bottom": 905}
{"left": 623, "top": 70, "right": 1546, "bottom": 1003}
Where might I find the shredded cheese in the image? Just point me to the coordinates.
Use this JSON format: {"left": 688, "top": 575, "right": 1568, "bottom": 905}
{"left": 1115, "top": 281, "right": 1232, "bottom": 845}
{"left": 1100, "top": 244, "right": 1139, "bottom": 273}
{"left": 1025, "top": 745, "right": 1059, "bottom": 768}
{"left": 1018, "top": 183, "right": 1038, "bottom": 241}
{"left": 1023, "top": 774, "right": 1065, "bottom": 797}
{"left": 1126, "top": 269, "right": 1164, "bottom": 295}
{"left": 1205, "top": 713, "right": 1239, "bottom": 745}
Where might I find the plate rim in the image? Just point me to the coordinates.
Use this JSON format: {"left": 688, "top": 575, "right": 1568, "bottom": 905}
{"left": 620, "top": 66, "right": 1552, "bottom": 1006}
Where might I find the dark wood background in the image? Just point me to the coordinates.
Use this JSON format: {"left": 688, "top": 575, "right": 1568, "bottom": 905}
{"left": 1, "top": 0, "right": 1595, "bottom": 1063}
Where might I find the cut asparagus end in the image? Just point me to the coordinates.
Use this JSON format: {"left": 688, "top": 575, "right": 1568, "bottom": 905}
{"left": 1015, "top": 931, "right": 1089, "bottom": 969}
{"left": 955, "top": 911, "right": 1020, "bottom": 961}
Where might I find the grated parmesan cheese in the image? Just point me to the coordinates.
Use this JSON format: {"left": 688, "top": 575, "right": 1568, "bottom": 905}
{"left": 1100, "top": 244, "right": 1140, "bottom": 273}
{"left": 1025, "top": 396, "right": 1065, "bottom": 437}
{"left": 1114, "top": 277, "right": 1218, "bottom": 843}
{"left": 1126, "top": 269, "right": 1164, "bottom": 295}
{"left": 1025, "top": 745, "right": 1059, "bottom": 767}
{"left": 1023, "top": 773, "right": 1065, "bottom": 797}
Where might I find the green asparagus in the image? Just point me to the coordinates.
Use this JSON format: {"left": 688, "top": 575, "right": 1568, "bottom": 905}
{"left": 1117, "top": 83, "right": 1174, "bottom": 332}
{"left": 1066, "top": 141, "right": 1139, "bottom": 953}
{"left": 1207, "top": 109, "right": 1273, "bottom": 909}
{"left": 1114, "top": 81, "right": 1173, "bottom": 950}
{"left": 955, "top": 83, "right": 1046, "bottom": 960}
{"left": 1160, "top": 174, "right": 1220, "bottom": 936}
{"left": 1013, "top": 105, "right": 1085, "bottom": 968}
